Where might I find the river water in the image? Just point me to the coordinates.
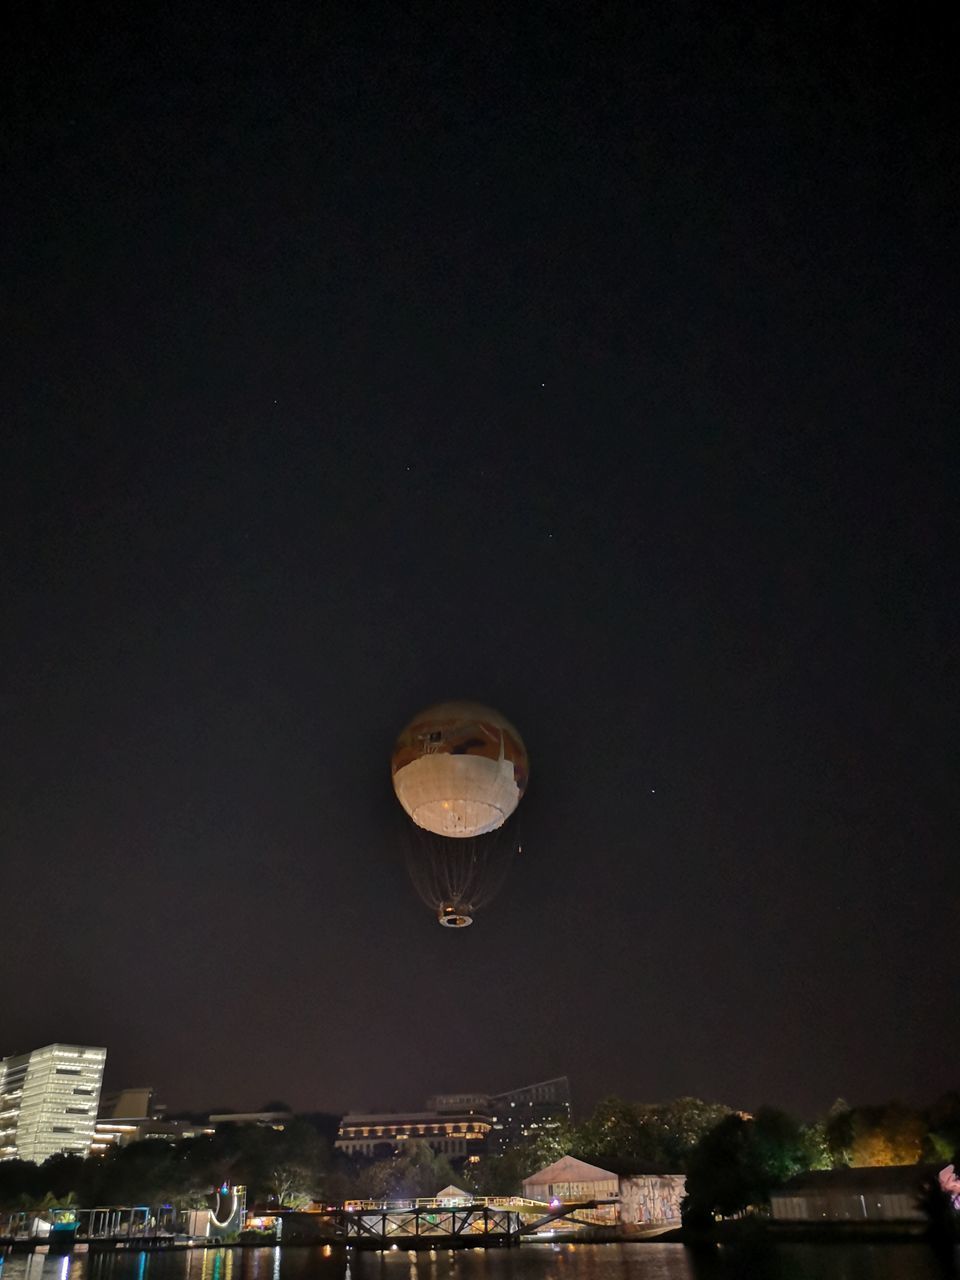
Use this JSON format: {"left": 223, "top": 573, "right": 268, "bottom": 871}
{"left": 2, "top": 1243, "right": 959, "bottom": 1280}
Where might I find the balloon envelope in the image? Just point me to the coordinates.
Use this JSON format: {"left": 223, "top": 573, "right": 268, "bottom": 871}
{"left": 391, "top": 701, "right": 528, "bottom": 838}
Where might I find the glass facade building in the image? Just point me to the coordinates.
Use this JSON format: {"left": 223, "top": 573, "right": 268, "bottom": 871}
{"left": 485, "top": 1077, "right": 572, "bottom": 1156}
{"left": 0, "top": 1043, "right": 106, "bottom": 1162}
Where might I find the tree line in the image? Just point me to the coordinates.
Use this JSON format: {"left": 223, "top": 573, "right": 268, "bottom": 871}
{"left": 1, "top": 1092, "right": 958, "bottom": 1221}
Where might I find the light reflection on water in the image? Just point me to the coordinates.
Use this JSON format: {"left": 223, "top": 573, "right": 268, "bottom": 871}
{"left": 1, "top": 1243, "right": 958, "bottom": 1280}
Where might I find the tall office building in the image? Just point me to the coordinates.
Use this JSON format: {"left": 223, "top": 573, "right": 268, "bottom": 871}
{"left": 0, "top": 1044, "right": 106, "bottom": 1162}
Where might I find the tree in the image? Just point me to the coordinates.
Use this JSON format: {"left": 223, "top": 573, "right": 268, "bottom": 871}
{"left": 576, "top": 1097, "right": 654, "bottom": 1166}
{"left": 825, "top": 1099, "right": 855, "bottom": 1166}
{"left": 269, "top": 1163, "right": 319, "bottom": 1208}
{"left": 356, "top": 1142, "right": 457, "bottom": 1202}
{"left": 652, "top": 1098, "right": 734, "bottom": 1168}
{"left": 848, "top": 1103, "right": 925, "bottom": 1167}
{"left": 523, "top": 1118, "right": 578, "bottom": 1169}
{"left": 462, "top": 1144, "right": 541, "bottom": 1197}
{"left": 95, "top": 1140, "right": 185, "bottom": 1208}
{"left": 683, "top": 1115, "right": 763, "bottom": 1226}
{"left": 576, "top": 1096, "right": 732, "bottom": 1171}
{"left": 798, "top": 1120, "right": 833, "bottom": 1171}
{"left": 925, "top": 1092, "right": 960, "bottom": 1163}
{"left": 751, "top": 1108, "right": 809, "bottom": 1183}
{"left": 682, "top": 1109, "right": 811, "bottom": 1226}
{"left": 37, "top": 1154, "right": 86, "bottom": 1201}
{"left": 0, "top": 1161, "right": 41, "bottom": 1210}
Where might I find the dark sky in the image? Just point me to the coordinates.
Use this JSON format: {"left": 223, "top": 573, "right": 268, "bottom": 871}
{"left": 3, "top": 2, "right": 957, "bottom": 1122}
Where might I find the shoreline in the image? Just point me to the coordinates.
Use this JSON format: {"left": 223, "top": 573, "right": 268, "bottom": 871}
{"left": 1, "top": 1225, "right": 942, "bottom": 1254}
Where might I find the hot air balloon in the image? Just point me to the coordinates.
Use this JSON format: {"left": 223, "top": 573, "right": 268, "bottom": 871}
{"left": 391, "top": 701, "right": 529, "bottom": 927}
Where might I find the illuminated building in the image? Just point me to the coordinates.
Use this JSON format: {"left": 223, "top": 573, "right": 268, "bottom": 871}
{"left": 523, "top": 1155, "right": 685, "bottom": 1226}
{"left": 429, "top": 1077, "right": 571, "bottom": 1156}
{"left": 90, "top": 1088, "right": 214, "bottom": 1154}
{"left": 523, "top": 1155, "right": 619, "bottom": 1220}
{"left": 336, "top": 1078, "right": 570, "bottom": 1163}
{"left": 335, "top": 1110, "right": 492, "bottom": 1159}
{"left": 90, "top": 1117, "right": 215, "bottom": 1153}
{"left": 0, "top": 1044, "right": 106, "bottom": 1162}
{"left": 88, "top": 1103, "right": 291, "bottom": 1153}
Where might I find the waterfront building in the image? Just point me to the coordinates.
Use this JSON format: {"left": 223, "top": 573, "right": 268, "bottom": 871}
{"left": 522, "top": 1155, "right": 685, "bottom": 1227}
{"left": 523, "top": 1155, "right": 619, "bottom": 1218}
{"left": 0, "top": 1044, "right": 106, "bottom": 1162}
{"left": 616, "top": 1170, "right": 686, "bottom": 1226}
{"left": 770, "top": 1165, "right": 931, "bottom": 1224}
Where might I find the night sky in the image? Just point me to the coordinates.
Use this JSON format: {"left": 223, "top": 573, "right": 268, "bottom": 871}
{"left": 4, "top": 2, "right": 957, "bottom": 1122}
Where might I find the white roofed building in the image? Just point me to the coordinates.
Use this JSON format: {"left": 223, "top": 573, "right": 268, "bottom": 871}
{"left": 523, "top": 1155, "right": 685, "bottom": 1229}
{"left": 434, "top": 1185, "right": 474, "bottom": 1205}
{"left": 523, "top": 1156, "right": 620, "bottom": 1222}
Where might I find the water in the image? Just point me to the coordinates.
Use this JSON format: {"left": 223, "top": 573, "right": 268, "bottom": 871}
{"left": 1, "top": 1243, "right": 959, "bottom": 1280}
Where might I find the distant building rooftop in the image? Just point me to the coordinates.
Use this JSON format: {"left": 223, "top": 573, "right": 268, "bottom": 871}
{"left": 778, "top": 1164, "right": 936, "bottom": 1192}
{"left": 341, "top": 1111, "right": 486, "bottom": 1126}
{"left": 209, "top": 1111, "right": 292, "bottom": 1127}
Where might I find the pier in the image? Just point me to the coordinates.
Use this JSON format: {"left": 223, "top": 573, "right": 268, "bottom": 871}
{"left": 334, "top": 1205, "right": 522, "bottom": 1248}
{"left": 0, "top": 1195, "right": 623, "bottom": 1253}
